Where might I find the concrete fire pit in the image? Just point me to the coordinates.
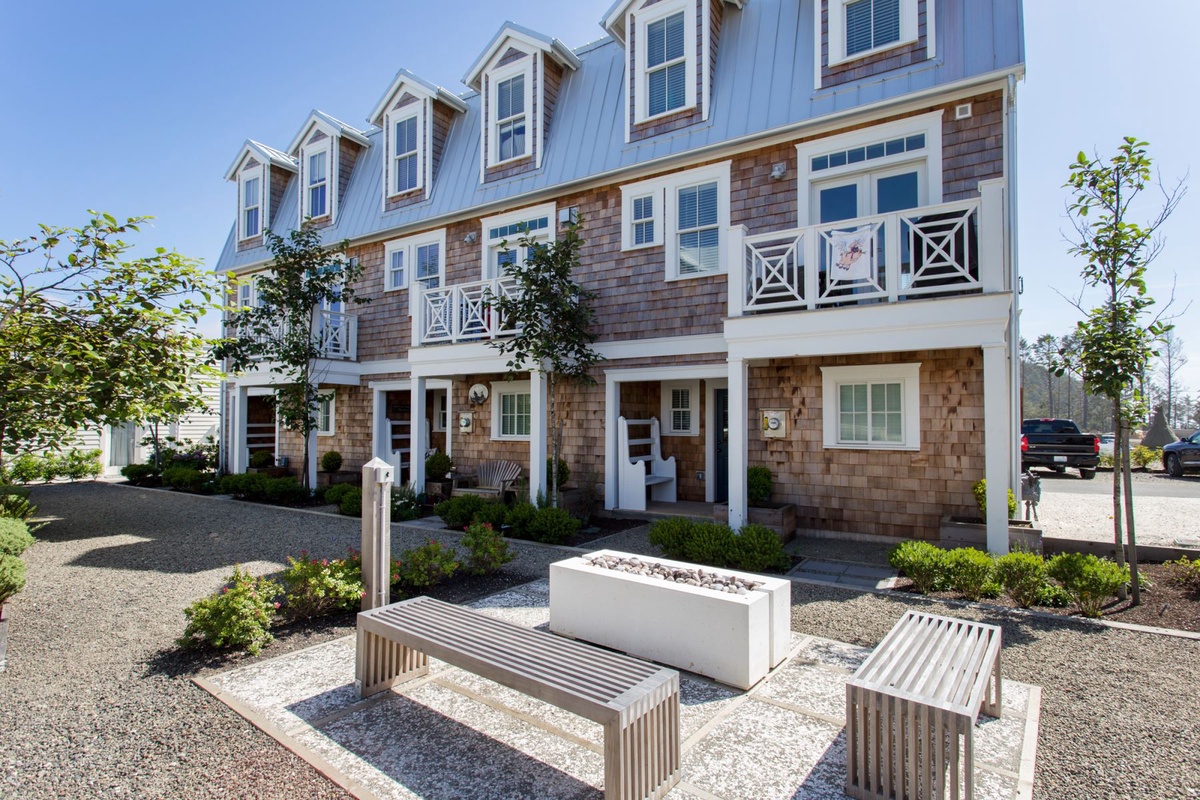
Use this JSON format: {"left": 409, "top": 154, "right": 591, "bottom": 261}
{"left": 549, "top": 550, "right": 791, "bottom": 690}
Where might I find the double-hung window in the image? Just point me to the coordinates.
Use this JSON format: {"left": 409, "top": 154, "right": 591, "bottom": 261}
{"left": 820, "top": 363, "right": 920, "bottom": 451}
{"left": 392, "top": 114, "right": 420, "bottom": 194}
{"left": 661, "top": 380, "right": 699, "bottom": 436}
{"left": 495, "top": 73, "right": 527, "bottom": 163}
{"left": 632, "top": 195, "right": 656, "bottom": 247}
{"left": 415, "top": 242, "right": 441, "bottom": 289}
{"left": 240, "top": 175, "right": 261, "bottom": 239}
{"left": 385, "top": 230, "right": 445, "bottom": 297}
{"left": 491, "top": 380, "right": 532, "bottom": 440}
{"left": 619, "top": 162, "right": 729, "bottom": 278}
{"left": 676, "top": 182, "right": 720, "bottom": 276}
{"left": 317, "top": 390, "right": 336, "bottom": 436}
{"left": 307, "top": 149, "right": 328, "bottom": 218}
{"left": 646, "top": 11, "right": 687, "bottom": 117}
{"left": 828, "top": 0, "right": 918, "bottom": 65}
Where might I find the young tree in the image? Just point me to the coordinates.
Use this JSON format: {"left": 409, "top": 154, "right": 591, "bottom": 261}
{"left": 1157, "top": 329, "right": 1187, "bottom": 428}
{"left": 1030, "top": 334, "right": 1059, "bottom": 416}
{"left": 216, "top": 226, "right": 365, "bottom": 489}
{"left": 1059, "top": 137, "right": 1185, "bottom": 606}
{"left": 0, "top": 212, "right": 220, "bottom": 470}
{"left": 487, "top": 219, "right": 602, "bottom": 508}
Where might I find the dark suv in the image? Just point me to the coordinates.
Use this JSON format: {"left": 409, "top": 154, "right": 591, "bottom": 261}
{"left": 1162, "top": 433, "right": 1200, "bottom": 477}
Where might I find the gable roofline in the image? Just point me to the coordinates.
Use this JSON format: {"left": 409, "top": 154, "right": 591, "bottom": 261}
{"left": 286, "top": 109, "right": 371, "bottom": 156}
{"left": 463, "top": 21, "right": 582, "bottom": 91}
{"left": 224, "top": 139, "right": 297, "bottom": 182}
{"left": 368, "top": 68, "right": 469, "bottom": 126}
{"left": 601, "top": 0, "right": 746, "bottom": 45}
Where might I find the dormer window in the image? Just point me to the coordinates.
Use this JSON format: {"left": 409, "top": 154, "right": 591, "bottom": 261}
{"left": 646, "top": 11, "right": 687, "bottom": 117}
{"left": 392, "top": 114, "right": 420, "bottom": 194}
{"left": 241, "top": 177, "right": 260, "bottom": 238}
{"left": 827, "top": 0, "right": 918, "bottom": 66}
{"left": 288, "top": 111, "right": 370, "bottom": 226}
{"left": 225, "top": 140, "right": 297, "bottom": 249}
{"left": 306, "top": 149, "right": 329, "bottom": 219}
{"left": 495, "top": 73, "right": 528, "bottom": 163}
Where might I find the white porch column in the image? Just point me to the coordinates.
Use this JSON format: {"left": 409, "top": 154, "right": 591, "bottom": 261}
{"left": 372, "top": 387, "right": 389, "bottom": 462}
{"left": 979, "top": 179, "right": 1007, "bottom": 294}
{"left": 411, "top": 376, "right": 427, "bottom": 490}
{"left": 983, "top": 343, "right": 1011, "bottom": 554}
{"left": 529, "top": 369, "right": 548, "bottom": 503}
{"left": 604, "top": 374, "right": 619, "bottom": 510}
{"left": 727, "top": 358, "right": 749, "bottom": 530}
{"left": 231, "top": 385, "right": 248, "bottom": 474}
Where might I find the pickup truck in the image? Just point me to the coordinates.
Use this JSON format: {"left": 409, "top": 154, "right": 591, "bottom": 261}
{"left": 1020, "top": 418, "right": 1100, "bottom": 479}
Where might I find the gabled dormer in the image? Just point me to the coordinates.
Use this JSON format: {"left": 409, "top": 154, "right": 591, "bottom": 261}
{"left": 224, "top": 140, "right": 297, "bottom": 251}
{"left": 464, "top": 22, "right": 580, "bottom": 183}
{"left": 603, "top": 0, "right": 743, "bottom": 143}
{"left": 287, "top": 110, "right": 371, "bottom": 228}
{"left": 368, "top": 69, "right": 468, "bottom": 212}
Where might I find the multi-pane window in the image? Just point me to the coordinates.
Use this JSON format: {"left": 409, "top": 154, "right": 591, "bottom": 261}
{"left": 393, "top": 115, "right": 419, "bottom": 193}
{"left": 307, "top": 150, "right": 328, "bottom": 218}
{"left": 669, "top": 387, "right": 692, "bottom": 434}
{"left": 845, "top": 0, "right": 901, "bottom": 57}
{"left": 495, "top": 74, "right": 527, "bottom": 162}
{"left": 482, "top": 209, "right": 553, "bottom": 279}
{"left": 386, "top": 231, "right": 445, "bottom": 300}
{"left": 242, "top": 177, "right": 260, "bottom": 239}
{"left": 415, "top": 242, "right": 440, "bottom": 289}
{"left": 632, "top": 195, "right": 655, "bottom": 246}
{"left": 387, "top": 249, "right": 406, "bottom": 290}
{"left": 646, "top": 11, "right": 687, "bottom": 117}
{"left": 838, "top": 381, "right": 902, "bottom": 444}
{"left": 661, "top": 381, "right": 699, "bottom": 436}
{"left": 317, "top": 392, "right": 335, "bottom": 436}
{"left": 500, "top": 391, "right": 531, "bottom": 437}
{"left": 676, "top": 182, "right": 720, "bottom": 275}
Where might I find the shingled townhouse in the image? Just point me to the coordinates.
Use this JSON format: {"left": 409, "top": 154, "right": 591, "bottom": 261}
{"left": 218, "top": 0, "right": 1026, "bottom": 549}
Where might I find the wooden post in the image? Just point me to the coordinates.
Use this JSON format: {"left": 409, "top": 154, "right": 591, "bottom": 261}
{"left": 361, "top": 457, "right": 394, "bottom": 612}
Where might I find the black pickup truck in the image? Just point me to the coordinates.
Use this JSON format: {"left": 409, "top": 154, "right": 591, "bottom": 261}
{"left": 1020, "top": 418, "right": 1100, "bottom": 479}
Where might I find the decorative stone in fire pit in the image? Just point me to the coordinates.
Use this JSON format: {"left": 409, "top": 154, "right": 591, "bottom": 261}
{"left": 549, "top": 549, "right": 791, "bottom": 690}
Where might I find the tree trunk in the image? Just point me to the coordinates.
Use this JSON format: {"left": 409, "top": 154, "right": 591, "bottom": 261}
{"left": 1112, "top": 400, "right": 1128, "bottom": 602}
{"left": 1122, "top": 422, "right": 1141, "bottom": 606}
{"left": 549, "top": 370, "right": 559, "bottom": 508}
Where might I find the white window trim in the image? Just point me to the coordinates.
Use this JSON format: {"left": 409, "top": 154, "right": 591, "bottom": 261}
{"left": 795, "top": 111, "right": 942, "bottom": 225}
{"left": 619, "top": 182, "right": 665, "bottom": 251}
{"left": 317, "top": 390, "right": 336, "bottom": 437}
{"left": 431, "top": 389, "right": 448, "bottom": 432}
{"left": 382, "top": 228, "right": 445, "bottom": 307}
{"left": 237, "top": 166, "right": 264, "bottom": 242}
{"left": 656, "top": 161, "right": 731, "bottom": 282}
{"left": 827, "top": 0, "right": 920, "bottom": 67}
{"left": 632, "top": 0, "right": 697, "bottom": 124}
{"left": 480, "top": 202, "right": 557, "bottom": 281}
{"left": 300, "top": 136, "right": 335, "bottom": 223}
{"left": 487, "top": 58, "right": 534, "bottom": 167}
{"left": 661, "top": 380, "right": 700, "bottom": 437}
{"left": 820, "top": 363, "right": 921, "bottom": 451}
{"left": 385, "top": 103, "right": 425, "bottom": 198}
{"left": 490, "top": 380, "right": 532, "bottom": 441}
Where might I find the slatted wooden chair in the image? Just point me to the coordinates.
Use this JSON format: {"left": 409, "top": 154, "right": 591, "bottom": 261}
{"left": 453, "top": 460, "right": 522, "bottom": 499}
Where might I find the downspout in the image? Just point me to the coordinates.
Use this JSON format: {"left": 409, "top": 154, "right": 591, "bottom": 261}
{"left": 1005, "top": 72, "right": 1022, "bottom": 492}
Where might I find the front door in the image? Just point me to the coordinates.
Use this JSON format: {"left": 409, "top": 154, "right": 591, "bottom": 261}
{"left": 714, "top": 388, "right": 729, "bottom": 503}
{"left": 108, "top": 422, "right": 136, "bottom": 468}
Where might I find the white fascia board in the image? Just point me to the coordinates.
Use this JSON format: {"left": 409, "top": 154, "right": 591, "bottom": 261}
{"left": 464, "top": 22, "right": 580, "bottom": 90}
{"left": 360, "top": 358, "right": 413, "bottom": 376}
{"left": 287, "top": 110, "right": 369, "bottom": 156}
{"left": 605, "top": 363, "right": 729, "bottom": 382}
{"left": 724, "top": 293, "right": 1012, "bottom": 361}
{"left": 408, "top": 342, "right": 515, "bottom": 377}
{"left": 224, "top": 139, "right": 296, "bottom": 182}
{"left": 369, "top": 69, "right": 467, "bottom": 126}
{"left": 597, "top": 333, "right": 726, "bottom": 361}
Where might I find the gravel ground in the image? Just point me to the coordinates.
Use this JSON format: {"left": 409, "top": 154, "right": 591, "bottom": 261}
{"left": 4, "top": 483, "right": 1198, "bottom": 800}
{"left": 1035, "top": 471, "right": 1200, "bottom": 547}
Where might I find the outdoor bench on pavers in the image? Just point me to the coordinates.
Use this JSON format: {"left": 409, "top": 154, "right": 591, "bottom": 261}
{"left": 356, "top": 596, "right": 681, "bottom": 800}
{"left": 452, "top": 460, "right": 521, "bottom": 500}
{"left": 845, "top": 610, "right": 1002, "bottom": 800}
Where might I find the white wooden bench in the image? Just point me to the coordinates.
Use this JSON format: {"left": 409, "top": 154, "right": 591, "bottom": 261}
{"left": 356, "top": 596, "right": 681, "bottom": 800}
{"left": 452, "top": 460, "right": 521, "bottom": 499}
{"left": 845, "top": 611, "right": 1002, "bottom": 800}
{"left": 617, "top": 417, "right": 676, "bottom": 511}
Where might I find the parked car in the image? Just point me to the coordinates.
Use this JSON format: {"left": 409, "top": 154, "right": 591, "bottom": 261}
{"left": 1020, "top": 418, "right": 1100, "bottom": 479}
{"left": 1098, "top": 433, "right": 1115, "bottom": 456}
{"left": 1162, "top": 432, "right": 1200, "bottom": 477}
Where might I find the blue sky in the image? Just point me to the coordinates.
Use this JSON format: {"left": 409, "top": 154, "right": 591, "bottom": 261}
{"left": 2, "top": 1, "right": 1197, "bottom": 386}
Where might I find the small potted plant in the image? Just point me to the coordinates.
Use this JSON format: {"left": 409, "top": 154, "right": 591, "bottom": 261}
{"left": 247, "top": 450, "right": 274, "bottom": 474}
{"left": 424, "top": 451, "right": 453, "bottom": 499}
{"left": 939, "top": 478, "right": 1042, "bottom": 552}
{"left": 714, "top": 466, "right": 797, "bottom": 543}
{"left": 318, "top": 450, "right": 344, "bottom": 488}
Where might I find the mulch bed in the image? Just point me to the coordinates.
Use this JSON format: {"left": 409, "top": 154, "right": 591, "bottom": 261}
{"left": 897, "top": 562, "right": 1200, "bottom": 633}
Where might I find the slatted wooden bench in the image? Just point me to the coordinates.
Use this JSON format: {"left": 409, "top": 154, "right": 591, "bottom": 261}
{"left": 356, "top": 596, "right": 681, "bottom": 800}
{"left": 845, "top": 611, "right": 1002, "bottom": 800}
{"left": 452, "top": 460, "right": 522, "bottom": 499}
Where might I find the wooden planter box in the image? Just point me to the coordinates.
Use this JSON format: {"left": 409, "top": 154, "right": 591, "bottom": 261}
{"left": 317, "top": 471, "right": 358, "bottom": 488}
{"left": 939, "top": 515, "right": 1043, "bottom": 553}
{"left": 550, "top": 550, "right": 791, "bottom": 690}
{"left": 425, "top": 480, "right": 452, "bottom": 500}
{"left": 713, "top": 502, "right": 797, "bottom": 544}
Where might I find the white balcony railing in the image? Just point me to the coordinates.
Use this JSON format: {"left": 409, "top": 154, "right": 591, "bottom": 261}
{"left": 416, "top": 277, "right": 520, "bottom": 345}
{"left": 728, "top": 180, "right": 1006, "bottom": 318}
{"left": 246, "top": 309, "right": 357, "bottom": 360}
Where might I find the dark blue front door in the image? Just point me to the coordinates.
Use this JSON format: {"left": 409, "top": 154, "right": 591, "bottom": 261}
{"left": 714, "top": 388, "right": 729, "bottom": 503}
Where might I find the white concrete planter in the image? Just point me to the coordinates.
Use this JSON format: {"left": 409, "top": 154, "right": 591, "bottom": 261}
{"left": 549, "top": 549, "right": 791, "bottom": 690}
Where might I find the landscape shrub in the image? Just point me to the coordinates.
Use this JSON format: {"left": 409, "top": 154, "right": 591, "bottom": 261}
{"left": 888, "top": 540, "right": 950, "bottom": 594}
{"left": 263, "top": 477, "right": 309, "bottom": 506}
{"left": 647, "top": 517, "right": 695, "bottom": 560}
{"left": 1098, "top": 453, "right": 1115, "bottom": 469}
{"left": 971, "top": 479, "right": 1018, "bottom": 520}
{"left": 462, "top": 522, "right": 514, "bottom": 576}
{"left": 435, "top": 495, "right": 488, "bottom": 530}
{"left": 249, "top": 450, "right": 274, "bottom": 469}
{"left": 547, "top": 457, "right": 570, "bottom": 489}
{"left": 0, "top": 519, "right": 35, "bottom": 556}
{"left": 747, "top": 467, "right": 773, "bottom": 506}
{"left": 178, "top": 566, "right": 282, "bottom": 656}
{"left": 1046, "top": 552, "right": 1129, "bottom": 618}
{"left": 162, "top": 466, "right": 212, "bottom": 493}
{"left": 994, "top": 550, "right": 1047, "bottom": 608}
{"left": 946, "top": 547, "right": 995, "bottom": 601}
{"left": 6, "top": 455, "right": 43, "bottom": 485}
{"left": 391, "top": 484, "right": 423, "bottom": 522}
{"left": 120, "top": 463, "right": 159, "bottom": 484}
{"left": 323, "top": 483, "right": 353, "bottom": 506}
{"left": 732, "top": 524, "right": 790, "bottom": 572}
{"left": 504, "top": 501, "right": 538, "bottom": 539}
{"left": 336, "top": 488, "right": 362, "bottom": 517}
{"left": 220, "top": 472, "right": 270, "bottom": 499}
{"left": 684, "top": 523, "right": 737, "bottom": 568}
{"left": 528, "top": 506, "right": 581, "bottom": 545}
{"left": 63, "top": 449, "right": 103, "bottom": 481}
{"left": 0, "top": 486, "right": 36, "bottom": 522}
{"left": 1166, "top": 555, "right": 1200, "bottom": 595}
{"left": 0, "top": 554, "right": 27, "bottom": 607}
{"left": 280, "top": 552, "right": 363, "bottom": 620}
{"left": 1035, "top": 582, "right": 1071, "bottom": 608}
{"left": 471, "top": 501, "right": 508, "bottom": 530}
{"left": 425, "top": 452, "right": 453, "bottom": 479}
{"left": 1130, "top": 446, "right": 1161, "bottom": 470}
{"left": 164, "top": 436, "right": 219, "bottom": 472}
{"left": 320, "top": 450, "right": 343, "bottom": 473}
{"left": 397, "top": 540, "right": 459, "bottom": 590}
